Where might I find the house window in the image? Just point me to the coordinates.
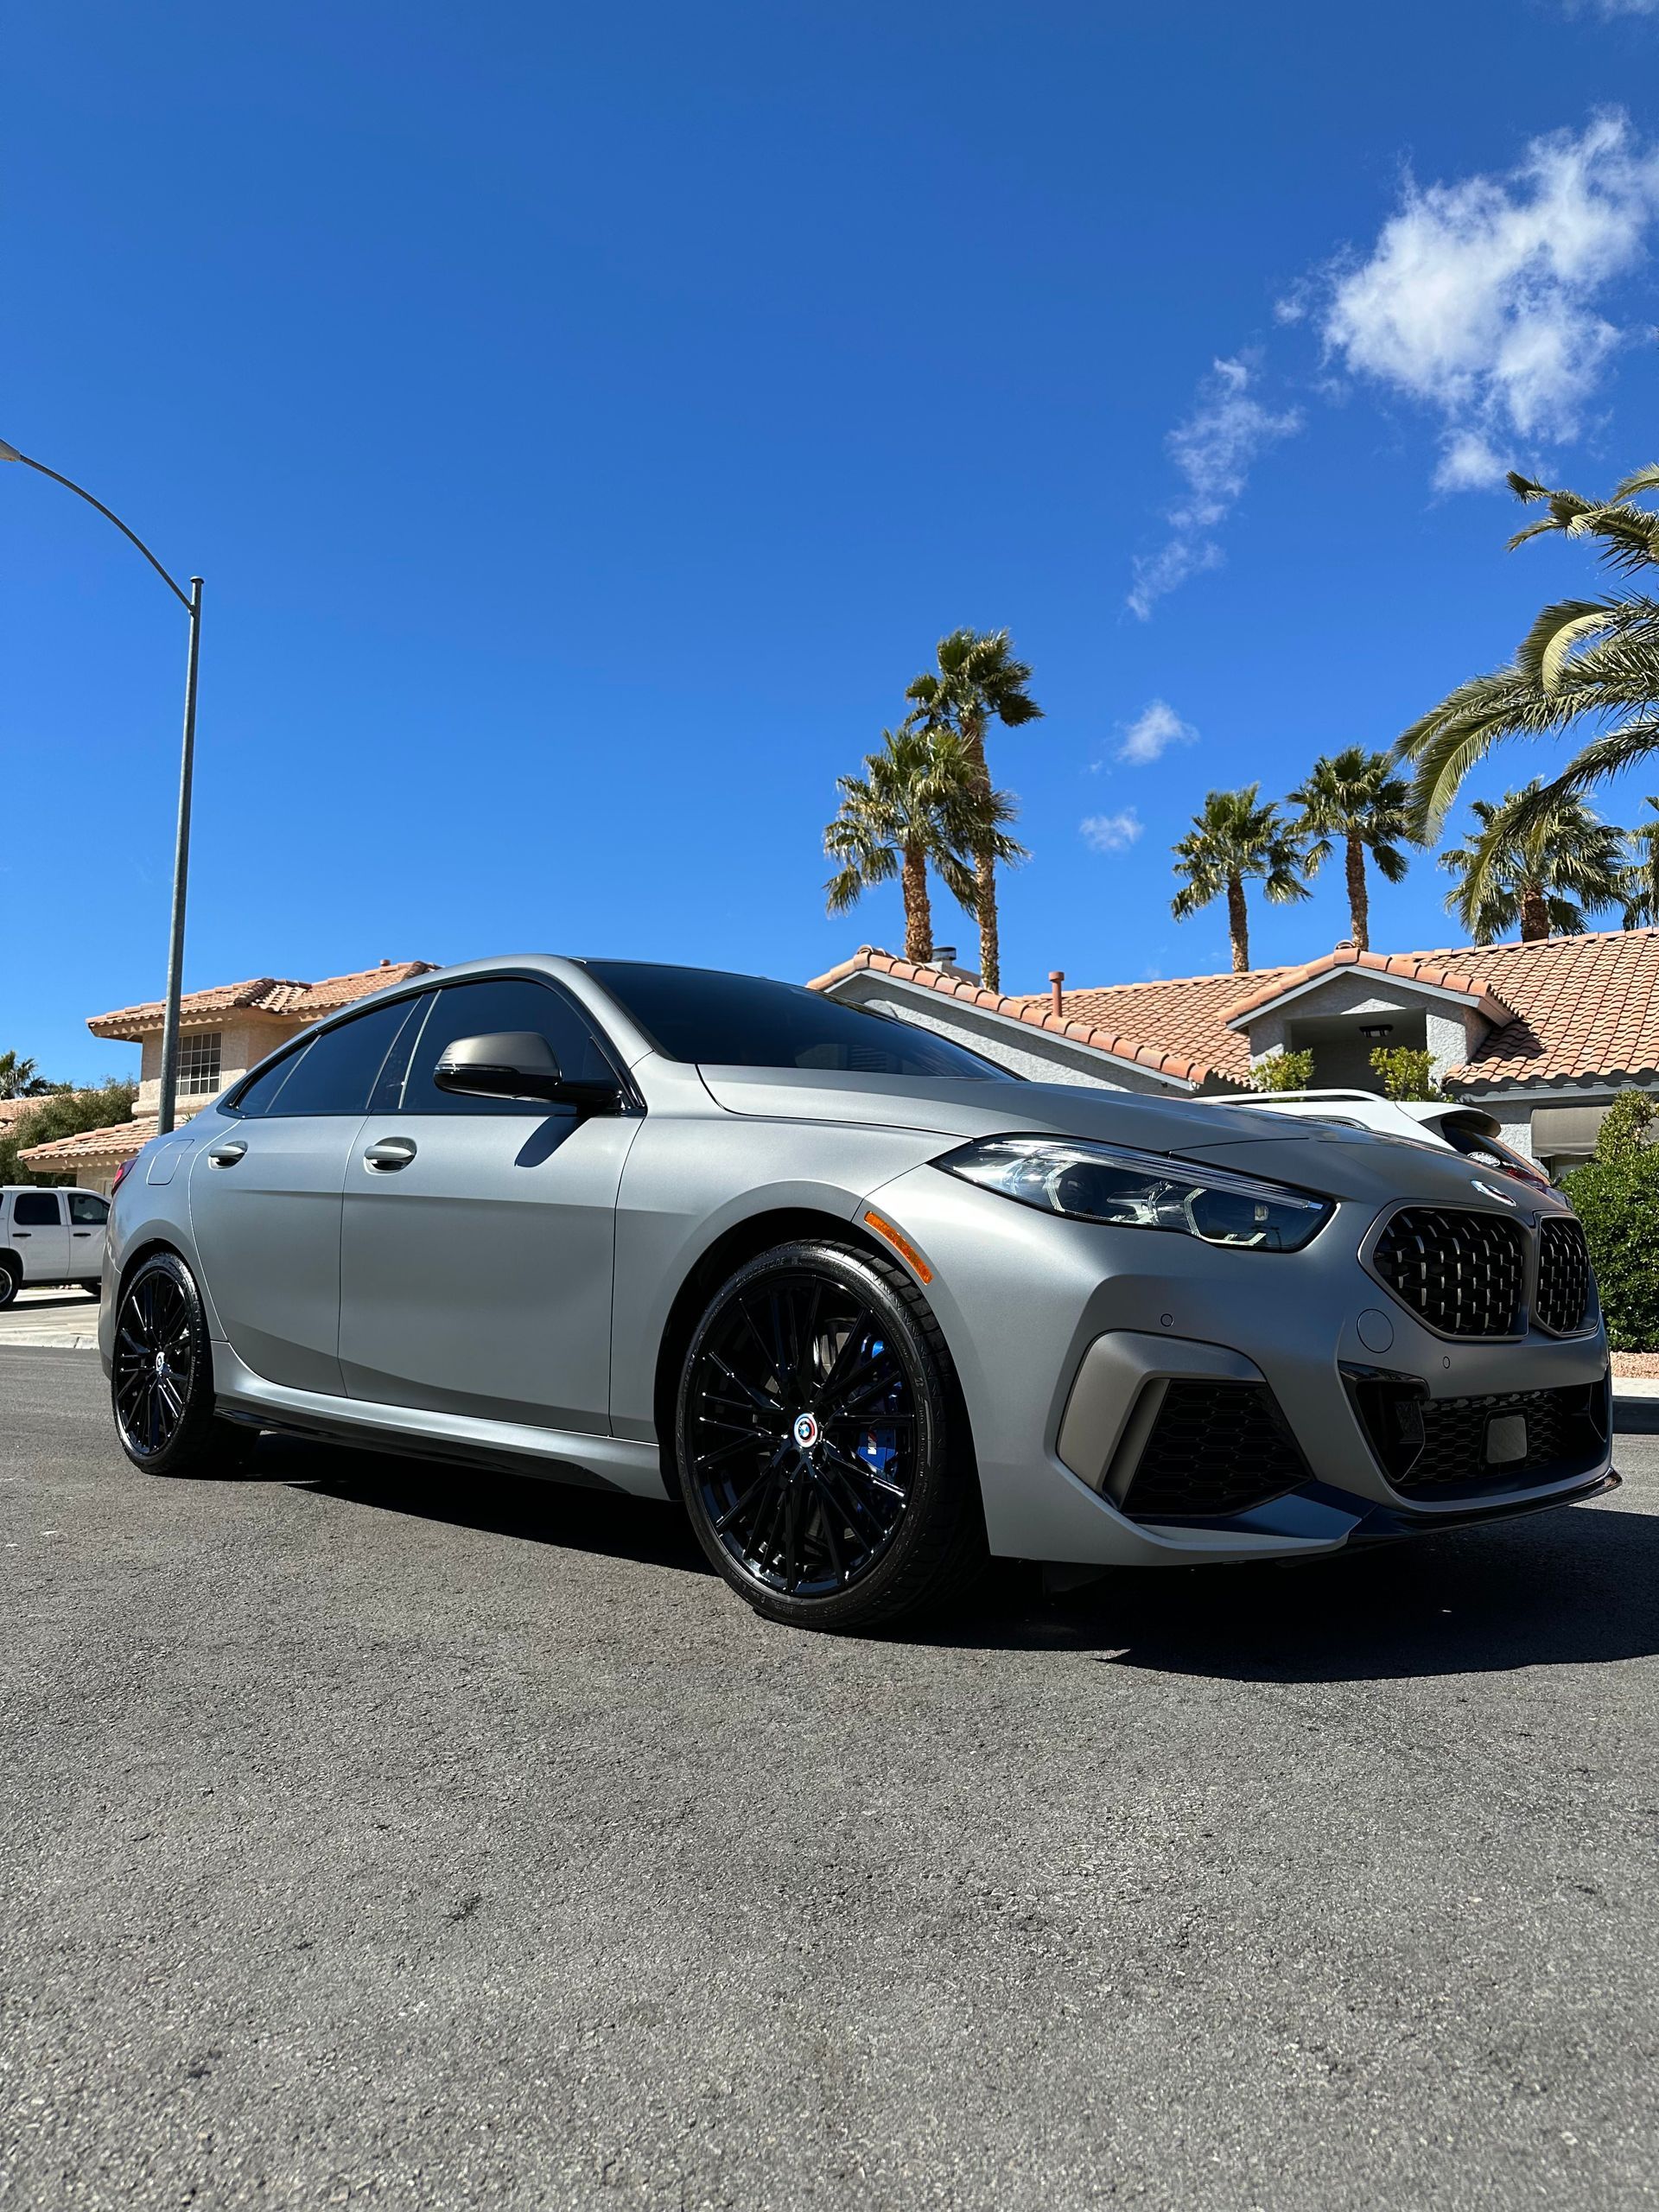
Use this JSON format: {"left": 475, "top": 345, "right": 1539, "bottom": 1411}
{"left": 178, "top": 1030, "right": 224, "bottom": 1096}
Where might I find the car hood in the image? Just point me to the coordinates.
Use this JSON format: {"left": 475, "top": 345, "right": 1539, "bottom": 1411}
{"left": 695, "top": 1065, "right": 1572, "bottom": 1212}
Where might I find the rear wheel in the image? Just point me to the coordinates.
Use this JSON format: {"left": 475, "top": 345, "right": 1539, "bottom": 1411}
{"left": 111, "top": 1251, "right": 244, "bottom": 1476}
{"left": 675, "top": 1239, "right": 983, "bottom": 1631}
{"left": 0, "top": 1260, "right": 17, "bottom": 1310}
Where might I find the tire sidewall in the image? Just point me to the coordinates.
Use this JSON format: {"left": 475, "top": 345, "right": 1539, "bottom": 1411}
{"left": 0, "top": 1260, "right": 17, "bottom": 1310}
{"left": 676, "top": 1238, "right": 960, "bottom": 1630}
{"left": 111, "top": 1250, "right": 216, "bottom": 1474}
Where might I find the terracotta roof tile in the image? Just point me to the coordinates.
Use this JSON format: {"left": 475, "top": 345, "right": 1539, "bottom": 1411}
{"left": 808, "top": 929, "right": 1659, "bottom": 1091}
{"left": 87, "top": 963, "right": 437, "bottom": 1041}
{"left": 17, "top": 1117, "right": 156, "bottom": 1167}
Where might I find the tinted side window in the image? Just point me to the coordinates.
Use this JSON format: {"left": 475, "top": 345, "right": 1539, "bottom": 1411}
{"left": 14, "top": 1192, "right": 62, "bottom": 1226}
{"left": 67, "top": 1193, "right": 110, "bottom": 1225}
{"left": 235, "top": 1041, "right": 309, "bottom": 1116}
{"left": 268, "top": 997, "right": 428, "bottom": 1116}
{"left": 399, "top": 978, "right": 618, "bottom": 1116}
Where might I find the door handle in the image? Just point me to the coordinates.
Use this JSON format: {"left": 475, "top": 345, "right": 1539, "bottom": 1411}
{"left": 12, "top": 1230, "right": 29, "bottom": 1237}
{"left": 207, "top": 1140, "right": 248, "bottom": 1167}
{"left": 73, "top": 1230, "right": 96, "bottom": 1237}
{"left": 363, "top": 1136, "right": 417, "bottom": 1172}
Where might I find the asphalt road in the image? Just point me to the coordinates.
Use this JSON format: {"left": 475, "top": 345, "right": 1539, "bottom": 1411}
{"left": 3, "top": 1351, "right": 1658, "bottom": 2212}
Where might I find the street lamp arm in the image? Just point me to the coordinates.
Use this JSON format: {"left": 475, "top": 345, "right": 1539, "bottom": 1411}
{"left": 1, "top": 445, "right": 194, "bottom": 612}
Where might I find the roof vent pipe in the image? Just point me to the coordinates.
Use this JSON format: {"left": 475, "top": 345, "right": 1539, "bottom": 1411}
{"left": 1050, "top": 970, "right": 1065, "bottom": 1016}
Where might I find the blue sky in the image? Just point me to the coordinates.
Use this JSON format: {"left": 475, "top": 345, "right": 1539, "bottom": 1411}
{"left": 9, "top": 0, "right": 1659, "bottom": 1081}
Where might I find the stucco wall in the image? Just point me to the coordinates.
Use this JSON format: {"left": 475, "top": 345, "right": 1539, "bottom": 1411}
{"left": 134, "top": 1014, "right": 300, "bottom": 1117}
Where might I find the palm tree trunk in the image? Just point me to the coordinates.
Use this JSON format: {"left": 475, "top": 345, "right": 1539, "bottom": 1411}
{"left": 1519, "top": 882, "right": 1551, "bottom": 941}
{"left": 901, "top": 842, "right": 933, "bottom": 964}
{"left": 1345, "top": 834, "right": 1370, "bottom": 951}
{"left": 963, "top": 718, "right": 1000, "bottom": 992}
{"left": 1226, "top": 874, "right": 1250, "bottom": 972}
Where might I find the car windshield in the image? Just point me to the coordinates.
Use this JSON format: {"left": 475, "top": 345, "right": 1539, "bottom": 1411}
{"left": 580, "top": 962, "right": 1016, "bottom": 1081}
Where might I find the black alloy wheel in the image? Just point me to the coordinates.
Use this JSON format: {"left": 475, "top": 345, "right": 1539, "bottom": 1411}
{"left": 111, "top": 1250, "right": 241, "bottom": 1476}
{"left": 676, "top": 1239, "right": 982, "bottom": 1631}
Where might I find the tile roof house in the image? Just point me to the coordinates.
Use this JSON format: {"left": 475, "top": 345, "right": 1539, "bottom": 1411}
{"left": 810, "top": 928, "right": 1659, "bottom": 1173}
{"left": 19, "top": 962, "right": 435, "bottom": 1192}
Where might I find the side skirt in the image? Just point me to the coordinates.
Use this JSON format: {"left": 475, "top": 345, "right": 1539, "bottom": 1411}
{"left": 211, "top": 1344, "right": 668, "bottom": 1500}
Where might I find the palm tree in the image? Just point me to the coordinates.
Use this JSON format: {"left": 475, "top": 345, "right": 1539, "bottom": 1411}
{"left": 1438, "top": 783, "right": 1627, "bottom": 944}
{"left": 1286, "top": 747, "right": 1415, "bottom": 951}
{"left": 1399, "top": 465, "right": 1659, "bottom": 837}
{"left": 1171, "top": 785, "right": 1311, "bottom": 973}
{"left": 1620, "top": 797, "right": 1659, "bottom": 927}
{"left": 823, "top": 728, "right": 1025, "bottom": 965}
{"left": 0, "top": 1051, "right": 54, "bottom": 1099}
{"left": 904, "top": 628, "right": 1043, "bottom": 991}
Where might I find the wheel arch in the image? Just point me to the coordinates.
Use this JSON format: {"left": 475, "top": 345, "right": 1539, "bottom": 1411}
{"left": 650, "top": 1205, "right": 904, "bottom": 1500}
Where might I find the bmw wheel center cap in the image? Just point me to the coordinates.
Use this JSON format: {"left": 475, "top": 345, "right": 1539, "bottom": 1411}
{"left": 791, "top": 1412, "right": 820, "bottom": 1452}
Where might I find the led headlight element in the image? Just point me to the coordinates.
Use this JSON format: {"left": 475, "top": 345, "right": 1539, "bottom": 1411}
{"left": 938, "top": 1135, "right": 1332, "bottom": 1252}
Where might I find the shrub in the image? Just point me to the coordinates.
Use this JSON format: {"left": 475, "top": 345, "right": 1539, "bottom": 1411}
{"left": 1563, "top": 1143, "right": 1659, "bottom": 1350}
{"left": 1252, "top": 1049, "right": 1315, "bottom": 1093}
{"left": 1370, "top": 1046, "right": 1446, "bottom": 1103}
{"left": 0, "top": 1079, "right": 138, "bottom": 1185}
{"left": 1592, "top": 1087, "right": 1655, "bottom": 1163}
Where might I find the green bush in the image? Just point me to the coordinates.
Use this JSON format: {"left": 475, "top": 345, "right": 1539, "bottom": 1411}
{"left": 1252, "top": 1048, "right": 1315, "bottom": 1093}
{"left": 1563, "top": 1147, "right": 1659, "bottom": 1350}
{"left": 1369, "top": 1046, "right": 1446, "bottom": 1103}
{"left": 0, "top": 1079, "right": 138, "bottom": 1185}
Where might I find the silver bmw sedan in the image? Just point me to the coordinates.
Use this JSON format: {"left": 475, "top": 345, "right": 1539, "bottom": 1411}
{"left": 101, "top": 956, "right": 1616, "bottom": 1631}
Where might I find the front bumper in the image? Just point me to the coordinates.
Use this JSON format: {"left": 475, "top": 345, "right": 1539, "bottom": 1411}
{"left": 861, "top": 1164, "right": 1616, "bottom": 1568}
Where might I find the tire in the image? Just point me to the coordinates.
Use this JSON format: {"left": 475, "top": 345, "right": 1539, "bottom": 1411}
{"left": 111, "top": 1250, "right": 245, "bottom": 1477}
{"left": 0, "top": 1260, "right": 17, "bottom": 1310}
{"left": 675, "top": 1238, "right": 985, "bottom": 1632}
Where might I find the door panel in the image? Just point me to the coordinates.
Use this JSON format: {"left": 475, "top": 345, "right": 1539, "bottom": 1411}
{"left": 11, "top": 1191, "right": 69, "bottom": 1281}
{"left": 339, "top": 1109, "right": 638, "bottom": 1428}
{"left": 188, "top": 1117, "right": 363, "bottom": 1392}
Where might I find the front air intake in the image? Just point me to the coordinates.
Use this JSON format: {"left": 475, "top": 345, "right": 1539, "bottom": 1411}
{"left": 1117, "top": 1379, "right": 1311, "bottom": 1523}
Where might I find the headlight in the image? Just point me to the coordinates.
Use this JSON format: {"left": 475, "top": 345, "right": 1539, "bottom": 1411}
{"left": 937, "top": 1135, "right": 1332, "bottom": 1252}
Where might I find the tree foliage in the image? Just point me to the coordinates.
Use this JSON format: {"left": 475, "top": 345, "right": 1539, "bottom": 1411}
{"left": 1171, "top": 785, "right": 1310, "bottom": 973}
{"left": 1438, "top": 782, "right": 1628, "bottom": 944}
{"left": 1286, "top": 747, "right": 1416, "bottom": 951}
{"left": 1252, "top": 1049, "right": 1315, "bottom": 1092}
{"left": 1369, "top": 1046, "right": 1446, "bottom": 1103}
{"left": 903, "top": 628, "right": 1042, "bottom": 992}
{"left": 1563, "top": 1094, "right": 1659, "bottom": 1350}
{"left": 1398, "top": 464, "right": 1659, "bottom": 841}
{"left": 0, "top": 1080, "right": 138, "bottom": 1185}
{"left": 823, "top": 728, "right": 1025, "bottom": 965}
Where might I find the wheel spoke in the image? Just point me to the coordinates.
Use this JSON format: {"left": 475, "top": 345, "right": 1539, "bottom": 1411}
{"left": 688, "top": 1268, "right": 918, "bottom": 1599}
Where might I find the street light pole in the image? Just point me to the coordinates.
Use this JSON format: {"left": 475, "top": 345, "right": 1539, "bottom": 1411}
{"left": 0, "top": 439, "right": 201, "bottom": 1135}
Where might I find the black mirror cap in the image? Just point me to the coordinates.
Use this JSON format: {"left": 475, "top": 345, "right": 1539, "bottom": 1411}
{"left": 433, "top": 1032, "right": 623, "bottom": 1112}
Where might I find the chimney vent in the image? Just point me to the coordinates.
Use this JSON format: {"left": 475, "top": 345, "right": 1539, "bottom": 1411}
{"left": 931, "top": 945, "right": 956, "bottom": 966}
{"left": 1049, "top": 969, "right": 1065, "bottom": 1016}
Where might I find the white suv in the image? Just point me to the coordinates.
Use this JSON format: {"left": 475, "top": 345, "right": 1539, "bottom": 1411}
{"left": 0, "top": 1185, "right": 110, "bottom": 1306}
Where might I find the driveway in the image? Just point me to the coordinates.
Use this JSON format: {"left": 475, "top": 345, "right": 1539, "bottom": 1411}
{"left": 0, "top": 1285, "right": 102, "bottom": 1351}
{"left": 3, "top": 1347, "right": 1657, "bottom": 2210}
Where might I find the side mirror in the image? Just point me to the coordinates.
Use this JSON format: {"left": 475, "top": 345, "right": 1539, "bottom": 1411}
{"left": 433, "top": 1031, "right": 621, "bottom": 1112}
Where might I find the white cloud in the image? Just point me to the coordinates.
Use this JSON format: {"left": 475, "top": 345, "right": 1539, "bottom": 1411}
{"left": 1128, "top": 357, "right": 1300, "bottom": 617}
{"left": 1117, "top": 698, "right": 1198, "bottom": 766}
{"left": 1080, "top": 809, "right": 1143, "bottom": 854}
{"left": 1561, "top": 0, "right": 1659, "bottom": 16}
{"left": 1319, "top": 112, "right": 1659, "bottom": 489}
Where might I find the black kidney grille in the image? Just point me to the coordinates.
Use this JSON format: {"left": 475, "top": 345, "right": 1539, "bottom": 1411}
{"left": 1535, "top": 1217, "right": 1592, "bottom": 1335}
{"left": 1371, "top": 1208, "right": 1526, "bottom": 1337}
{"left": 1119, "top": 1380, "right": 1311, "bottom": 1522}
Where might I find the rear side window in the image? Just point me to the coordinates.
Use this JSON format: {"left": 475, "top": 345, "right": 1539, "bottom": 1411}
{"left": 13, "top": 1192, "right": 62, "bottom": 1226}
{"left": 67, "top": 1193, "right": 110, "bottom": 1225}
{"left": 235, "top": 996, "right": 427, "bottom": 1118}
{"left": 397, "top": 977, "right": 619, "bottom": 1116}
